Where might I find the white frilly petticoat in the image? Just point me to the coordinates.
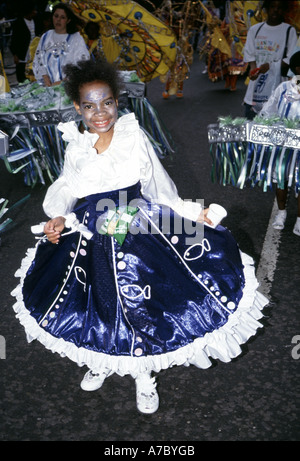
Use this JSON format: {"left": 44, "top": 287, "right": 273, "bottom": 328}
{"left": 11, "top": 240, "right": 268, "bottom": 378}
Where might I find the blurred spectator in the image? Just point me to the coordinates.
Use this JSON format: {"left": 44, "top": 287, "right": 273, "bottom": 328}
{"left": 84, "top": 21, "right": 101, "bottom": 60}
{"left": 10, "top": 0, "right": 37, "bottom": 82}
{"left": 32, "top": 2, "right": 89, "bottom": 87}
{"left": 259, "top": 50, "right": 300, "bottom": 236}
{"left": 243, "top": 0, "right": 297, "bottom": 119}
{"left": 25, "top": 11, "right": 52, "bottom": 81}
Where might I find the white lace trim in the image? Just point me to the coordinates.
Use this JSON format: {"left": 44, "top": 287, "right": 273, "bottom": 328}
{"left": 11, "top": 245, "right": 268, "bottom": 379}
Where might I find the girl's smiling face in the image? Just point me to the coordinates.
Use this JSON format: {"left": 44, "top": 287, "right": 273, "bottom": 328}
{"left": 74, "top": 81, "right": 118, "bottom": 136}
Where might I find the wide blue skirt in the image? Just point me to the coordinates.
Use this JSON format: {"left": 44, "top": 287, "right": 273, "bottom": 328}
{"left": 12, "top": 183, "right": 268, "bottom": 377}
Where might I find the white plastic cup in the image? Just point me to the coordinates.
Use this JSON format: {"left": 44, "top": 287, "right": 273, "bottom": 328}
{"left": 206, "top": 203, "right": 227, "bottom": 228}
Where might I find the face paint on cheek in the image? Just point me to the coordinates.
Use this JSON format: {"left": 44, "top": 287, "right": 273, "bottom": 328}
{"left": 78, "top": 82, "right": 118, "bottom": 134}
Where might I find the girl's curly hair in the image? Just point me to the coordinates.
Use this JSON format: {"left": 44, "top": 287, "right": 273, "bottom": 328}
{"left": 63, "top": 59, "right": 122, "bottom": 104}
{"left": 289, "top": 51, "right": 300, "bottom": 75}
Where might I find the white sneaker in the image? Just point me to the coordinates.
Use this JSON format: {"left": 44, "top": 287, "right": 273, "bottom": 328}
{"left": 293, "top": 218, "right": 300, "bottom": 236}
{"left": 272, "top": 210, "right": 287, "bottom": 230}
{"left": 80, "top": 370, "right": 107, "bottom": 391}
{"left": 135, "top": 373, "right": 159, "bottom": 414}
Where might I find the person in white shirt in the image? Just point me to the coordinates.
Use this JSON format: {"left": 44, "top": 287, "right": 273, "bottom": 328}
{"left": 243, "top": 0, "right": 297, "bottom": 119}
{"left": 12, "top": 59, "right": 268, "bottom": 415}
{"left": 259, "top": 50, "right": 300, "bottom": 236}
{"left": 10, "top": 1, "right": 37, "bottom": 83}
{"left": 33, "top": 3, "right": 89, "bottom": 86}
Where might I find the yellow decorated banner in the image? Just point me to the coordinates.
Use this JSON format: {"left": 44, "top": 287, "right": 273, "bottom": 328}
{"left": 228, "top": 1, "right": 248, "bottom": 57}
{"left": 63, "top": 0, "right": 177, "bottom": 81}
{"left": 243, "top": 1, "right": 265, "bottom": 29}
{"left": 211, "top": 26, "right": 232, "bottom": 58}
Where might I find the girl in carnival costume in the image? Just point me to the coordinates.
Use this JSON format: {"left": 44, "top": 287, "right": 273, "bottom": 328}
{"left": 260, "top": 50, "right": 300, "bottom": 235}
{"left": 12, "top": 59, "right": 268, "bottom": 414}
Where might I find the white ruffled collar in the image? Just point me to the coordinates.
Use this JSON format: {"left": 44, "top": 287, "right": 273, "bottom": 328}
{"left": 57, "top": 113, "right": 139, "bottom": 154}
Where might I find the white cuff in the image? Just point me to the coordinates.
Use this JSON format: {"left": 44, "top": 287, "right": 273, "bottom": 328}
{"left": 63, "top": 212, "right": 80, "bottom": 228}
{"left": 173, "top": 199, "right": 203, "bottom": 221}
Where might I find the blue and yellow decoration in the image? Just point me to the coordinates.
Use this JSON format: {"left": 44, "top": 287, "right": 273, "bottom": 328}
{"left": 62, "top": 0, "right": 177, "bottom": 82}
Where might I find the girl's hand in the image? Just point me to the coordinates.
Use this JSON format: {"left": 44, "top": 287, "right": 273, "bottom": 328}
{"left": 196, "top": 208, "right": 213, "bottom": 226}
{"left": 44, "top": 216, "right": 66, "bottom": 244}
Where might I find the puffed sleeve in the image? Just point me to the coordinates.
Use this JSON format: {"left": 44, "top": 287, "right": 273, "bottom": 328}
{"left": 32, "top": 31, "right": 49, "bottom": 82}
{"left": 42, "top": 172, "right": 78, "bottom": 224}
{"left": 139, "top": 130, "right": 202, "bottom": 221}
{"left": 68, "top": 32, "right": 90, "bottom": 64}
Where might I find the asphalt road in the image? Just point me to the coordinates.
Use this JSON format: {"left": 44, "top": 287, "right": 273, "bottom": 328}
{"left": 0, "top": 55, "right": 299, "bottom": 442}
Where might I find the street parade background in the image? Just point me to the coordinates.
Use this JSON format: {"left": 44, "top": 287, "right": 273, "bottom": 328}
{"left": 1, "top": 1, "right": 300, "bottom": 200}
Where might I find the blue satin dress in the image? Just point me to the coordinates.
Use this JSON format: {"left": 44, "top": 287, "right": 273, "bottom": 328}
{"left": 16, "top": 182, "right": 265, "bottom": 376}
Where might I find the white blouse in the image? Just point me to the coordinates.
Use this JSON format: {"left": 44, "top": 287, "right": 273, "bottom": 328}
{"left": 243, "top": 22, "right": 297, "bottom": 106}
{"left": 43, "top": 113, "right": 202, "bottom": 223}
{"left": 33, "top": 30, "right": 90, "bottom": 84}
{"left": 259, "top": 76, "right": 300, "bottom": 120}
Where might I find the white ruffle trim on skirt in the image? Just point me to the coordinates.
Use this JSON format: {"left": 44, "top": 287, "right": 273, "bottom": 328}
{"left": 11, "top": 244, "right": 268, "bottom": 379}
